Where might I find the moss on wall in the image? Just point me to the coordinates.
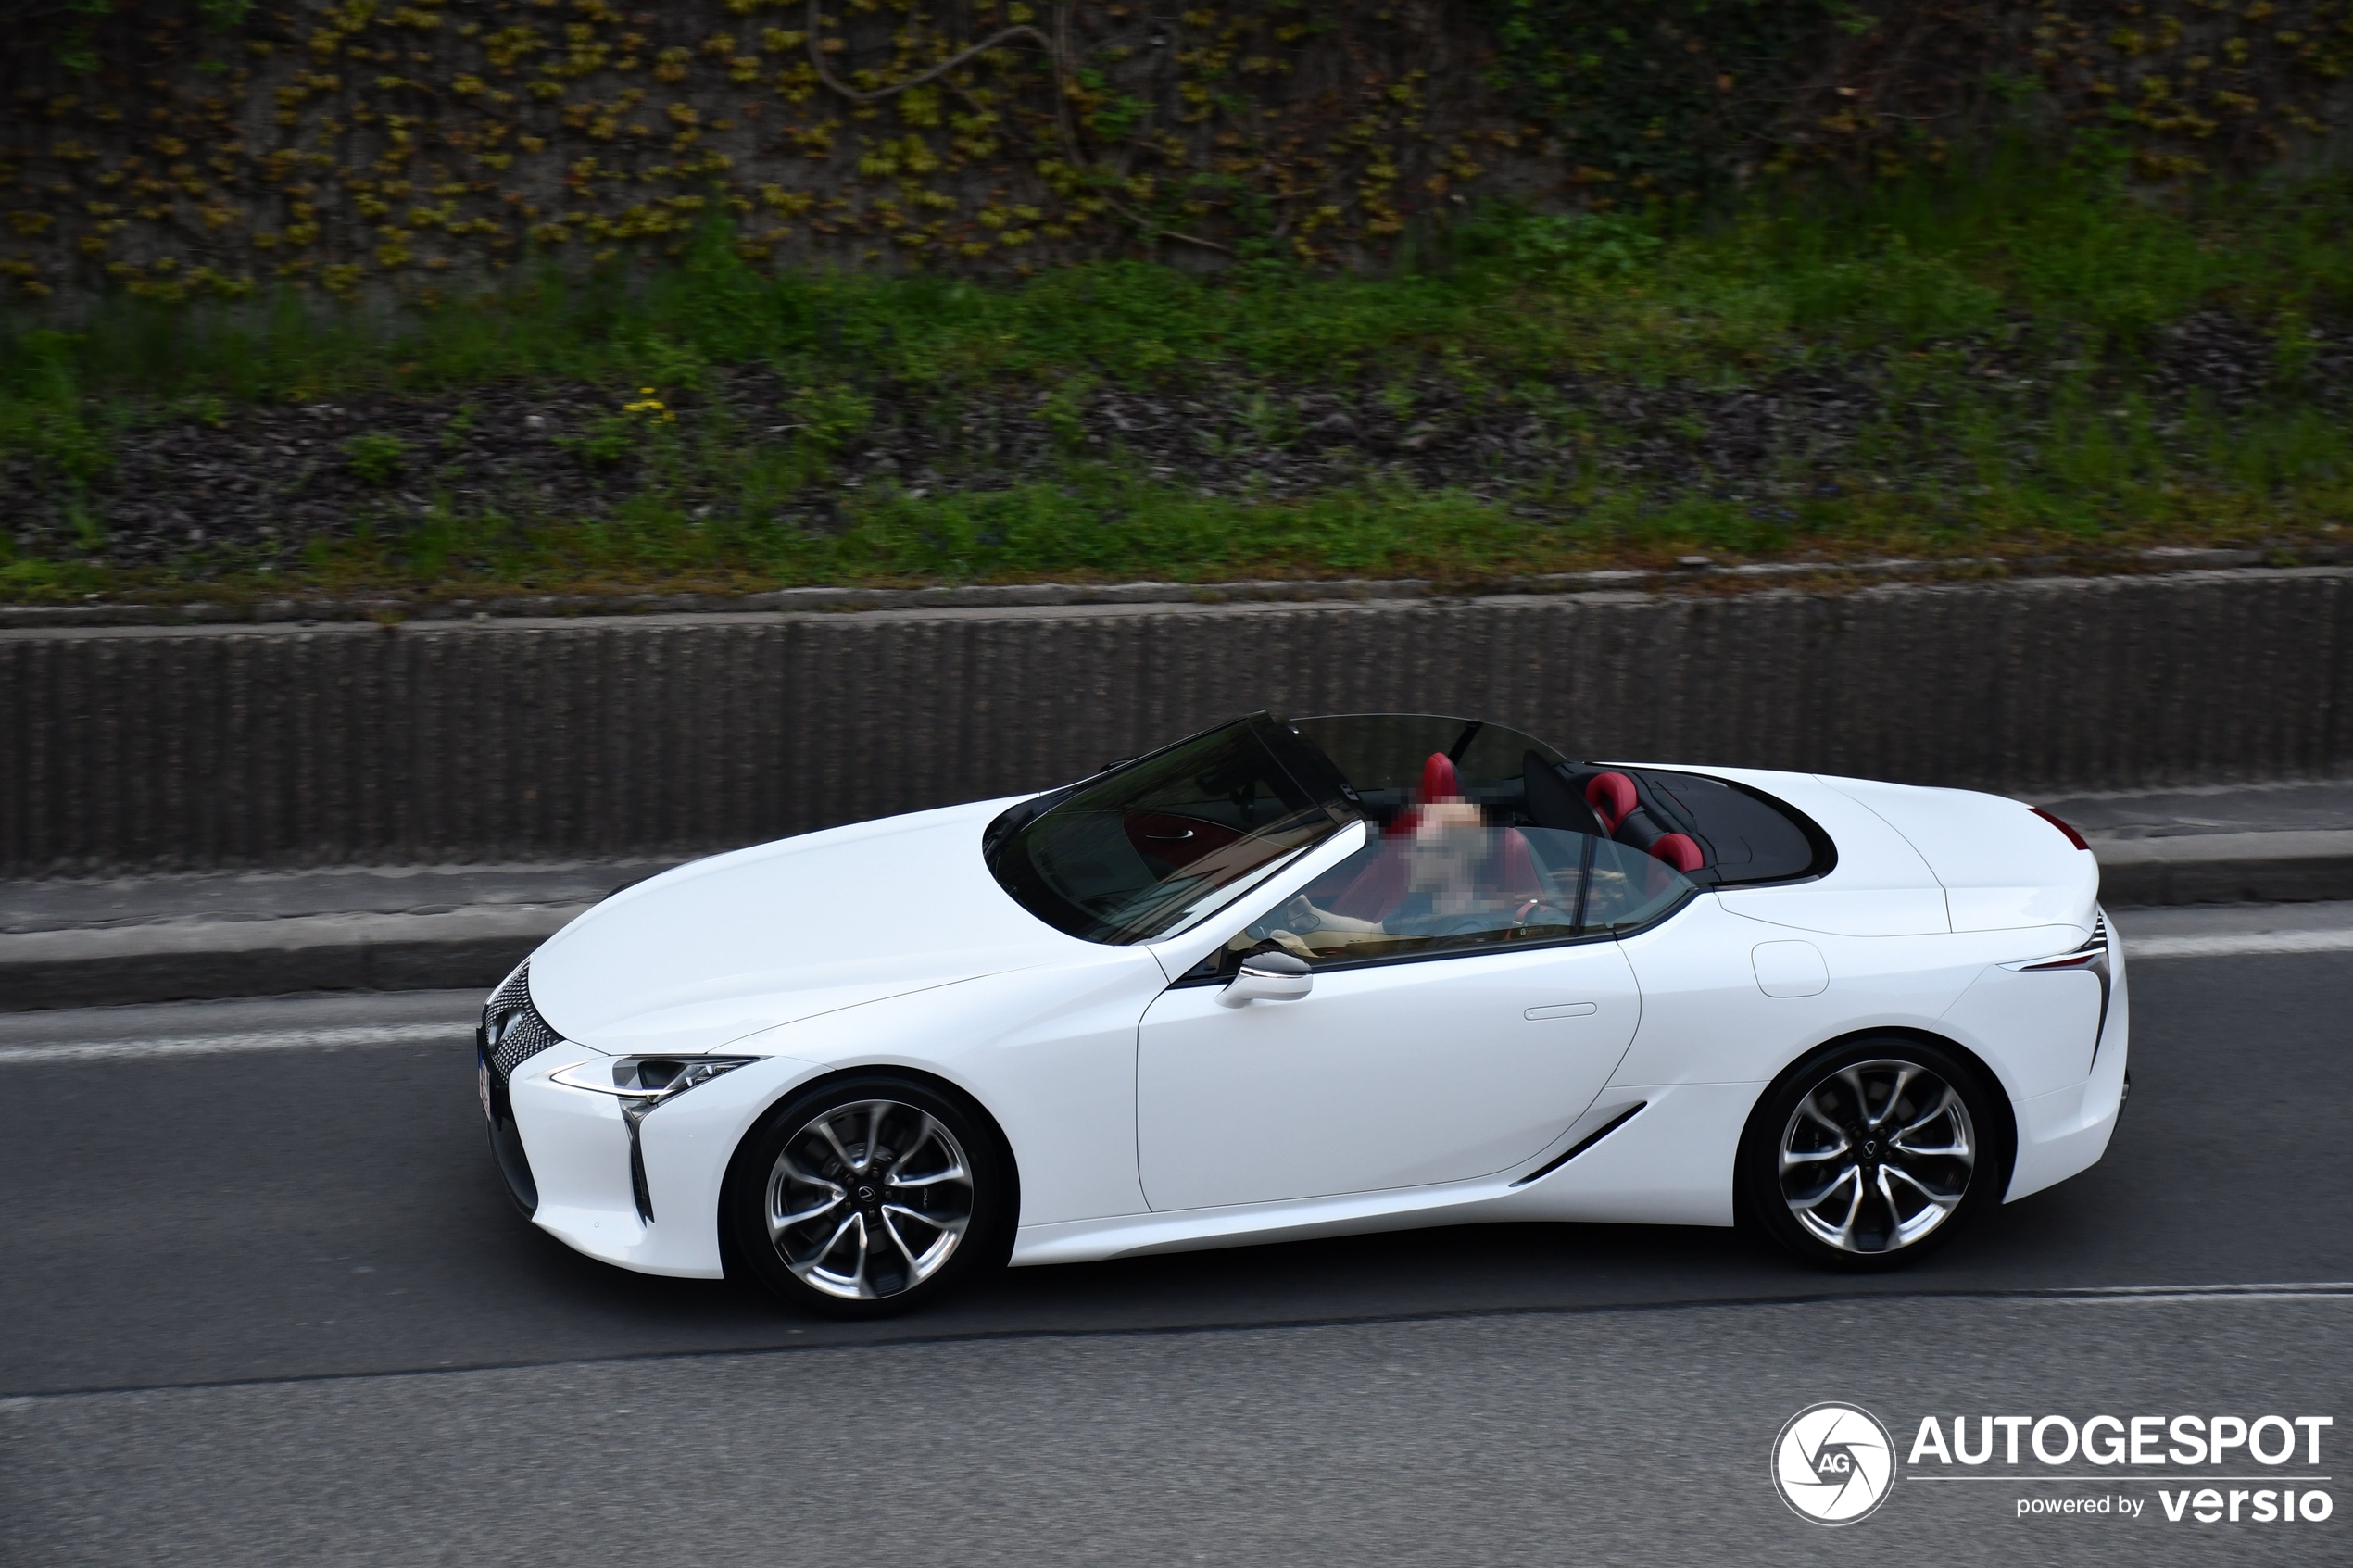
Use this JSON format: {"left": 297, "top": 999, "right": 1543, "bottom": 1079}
{"left": 0, "top": 0, "right": 1530, "bottom": 303}
{"left": 2, "top": 0, "right": 2350, "bottom": 307}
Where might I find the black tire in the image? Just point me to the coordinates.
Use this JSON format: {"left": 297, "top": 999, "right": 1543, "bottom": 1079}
{"left": 1740, "top": 1035, "right": 2007, "bottom": 1273}
{"left": 727, "top": 1074, "right": 1013, "bottom": 1318}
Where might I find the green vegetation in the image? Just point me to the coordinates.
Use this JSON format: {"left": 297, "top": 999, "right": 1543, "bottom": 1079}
{"left": 342, "top": 431, "right": 408, "bottom": 485}
{"left": 3, "top": 153, "right": 2350, "bottom": 604}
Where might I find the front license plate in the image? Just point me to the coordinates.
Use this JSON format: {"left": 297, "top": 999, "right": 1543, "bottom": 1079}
{"left": 477, "top": 1055, "right": 494, "bottom": 1124}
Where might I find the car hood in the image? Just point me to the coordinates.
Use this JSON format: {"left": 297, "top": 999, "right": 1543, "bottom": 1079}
{"left": 528, "top": 797, "right": 1088, "bottom": 1056}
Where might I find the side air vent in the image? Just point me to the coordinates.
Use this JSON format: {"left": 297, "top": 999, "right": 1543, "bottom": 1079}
{"left": 1513, "top": 1103, "right": 1647, "bottom": 1187}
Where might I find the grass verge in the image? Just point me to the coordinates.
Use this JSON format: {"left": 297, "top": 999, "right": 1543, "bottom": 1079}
{"left": 3, "top": 147, "right": 2349, "bottom": 603}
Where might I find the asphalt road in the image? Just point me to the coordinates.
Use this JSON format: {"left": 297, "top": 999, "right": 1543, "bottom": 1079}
{"left": 3, "top": 921, "right": 2348, "bottom": 1563}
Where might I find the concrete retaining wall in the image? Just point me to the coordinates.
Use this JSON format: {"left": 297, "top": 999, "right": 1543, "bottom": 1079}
{"left": 6, "top": 568, "right": 2350, "bottom": 877}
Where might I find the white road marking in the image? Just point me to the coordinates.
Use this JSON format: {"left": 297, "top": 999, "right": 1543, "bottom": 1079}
{"left": 2009, "top": 1282, "right": 2353, "bottom": 1302}
{"left": 0, "top": 1021, "right": 464, "bottom": 1066}
{"left": 2126, "top": 928, "right": 2353, "bottom": 959}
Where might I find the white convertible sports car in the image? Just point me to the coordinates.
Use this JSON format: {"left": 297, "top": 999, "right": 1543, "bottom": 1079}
{"left": 476, "top": 712, "right": 2125, "bottom": 1315}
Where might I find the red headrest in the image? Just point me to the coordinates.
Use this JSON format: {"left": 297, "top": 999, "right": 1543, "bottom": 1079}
{"left": 1585, "top": 771, "right": 1639, "bottom": 834}
{"left": 1419, "top": 751, "right": 1462, "bottom": 805}
{"left": 1489, "top": 825, "right": 1541, "bottom": 901}
{"left": 1649, "top": 833, "right": 1705, "bottom": 874}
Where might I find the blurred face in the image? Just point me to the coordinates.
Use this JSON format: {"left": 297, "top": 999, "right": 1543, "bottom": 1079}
{"left": 1414, "top": 799, "right": 1483, "bottom": 844}
{"left": 1410, "top": 801, "right": 1486, "bottom": 906}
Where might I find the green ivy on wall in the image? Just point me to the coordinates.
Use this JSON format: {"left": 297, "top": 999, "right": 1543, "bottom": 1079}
{"left": 0, "top": 0, "right": 1526, "bottom": 304}
{"left": 1476, "top": 0, "right": 2353, "bottom": 194}
{"left": 1478, "top": 0, "right": 1845, "bottom": 192}
{"left": 0, "top": 0, "right": 2349, "bottom": 306}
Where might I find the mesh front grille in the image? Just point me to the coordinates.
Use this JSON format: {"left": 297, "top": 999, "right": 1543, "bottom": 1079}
{"left": 486, "top": 963, "right": 532, "bottom": 1020}
{"left": 484, "top": 962, "right": 562, "bottom": 1083}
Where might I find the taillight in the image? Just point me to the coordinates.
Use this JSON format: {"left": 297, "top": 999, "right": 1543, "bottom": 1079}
{"left": 2030, "top": 807, "right": 2089, "bottom": 851}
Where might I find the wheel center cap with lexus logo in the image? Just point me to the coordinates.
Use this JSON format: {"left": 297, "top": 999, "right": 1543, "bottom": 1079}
{"left": 1772, "top": 1402, "right": 1896, "bottom": 1524}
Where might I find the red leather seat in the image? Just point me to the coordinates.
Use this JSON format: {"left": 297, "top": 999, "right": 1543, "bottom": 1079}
{"left": 1327, "top": 753, "right": 1557, "bottom": 922}
{"left": 1586, "top": 772, "right": 1639, "bottom": 834}
{"left": 1418, "top": 751, "right": 1463, "bottom": 807}
{"left": 1327, "top": 751, "right": 1471, "bottom": 921}
{"left": 1484, "top": 822, "right": 1543, "bottom": 909}
{"left": 1333, "top": 825, "right": 1544, "bottom": 923}
{"left": 1385, "top": 751, "right": 1466, "bottom": 842}
{"left": 1648, "top": 833, "right": 1705, "bottom": 874}
{"left": 1588, "top": 771, "right": 1707, "bottom": 876}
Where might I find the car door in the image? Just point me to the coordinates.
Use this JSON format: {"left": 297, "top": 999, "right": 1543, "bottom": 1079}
{"left": 1134, "top": 819, "right": 1656, "bottom": 1211}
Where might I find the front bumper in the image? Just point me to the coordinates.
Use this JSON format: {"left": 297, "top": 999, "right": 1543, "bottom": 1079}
{"left": 478, "top": 1024, "right": 539, "bottom": 1216}
{"left": 501, "top": 1045, "right": 828, "bottom": 1278}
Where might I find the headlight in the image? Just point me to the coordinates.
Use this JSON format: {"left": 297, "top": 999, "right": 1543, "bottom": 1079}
{"left": 549, "top": 1056, "right": 758, "bottom": 1104}
{"left": 547, "top": 1056, "right": 759, "bottom": 1223}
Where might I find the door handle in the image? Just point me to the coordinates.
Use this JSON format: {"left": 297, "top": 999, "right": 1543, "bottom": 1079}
{"left": 1524, "top": 1002, "right": 1597, "bottom": 1020}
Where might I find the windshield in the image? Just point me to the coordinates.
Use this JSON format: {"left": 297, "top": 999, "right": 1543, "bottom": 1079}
{"left": 986, "top": 714, "right": 1354, "bottom": 945}
{"left": 1290, "top": 713, "right": 1569, "bottom": 824}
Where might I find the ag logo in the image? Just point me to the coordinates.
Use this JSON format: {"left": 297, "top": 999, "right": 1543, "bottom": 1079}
{"left": 1772, "top": 1402, "right": 1896, "bottom": 1525}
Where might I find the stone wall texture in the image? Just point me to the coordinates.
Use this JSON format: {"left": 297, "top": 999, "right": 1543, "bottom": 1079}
{"left": 6, "top": 567, "right": 2350, "bottom": 876}
{"left": 7, "top": 1, "right": 2353, "bottom": 306}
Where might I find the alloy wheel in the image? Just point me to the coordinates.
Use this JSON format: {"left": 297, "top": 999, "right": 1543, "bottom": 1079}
{"left": 764, "top": 1098, "right": 975, "bottom": 1300}
{"left": 1778, "top": 1058, "right": 1976, "bottom": 1255}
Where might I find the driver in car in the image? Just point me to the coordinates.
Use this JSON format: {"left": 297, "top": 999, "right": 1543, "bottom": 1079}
{"left": 1264, "top": 799, "right": 1520, "bottom": 955}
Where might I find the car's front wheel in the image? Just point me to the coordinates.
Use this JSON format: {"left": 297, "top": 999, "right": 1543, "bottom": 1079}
{"left": 727, "top": 1076, "right": 1013, "bottom": 1317}
{"left": 1742, "top": 1037, "right": 2005, "bottom": 1271}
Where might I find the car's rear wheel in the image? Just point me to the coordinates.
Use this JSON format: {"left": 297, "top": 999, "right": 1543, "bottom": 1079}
{"left": 1742, "top": 1037, "right": 2003, "bottom": 1271}
{"left": 728, "top": 1076, "right": 1012, "bottom": 1317}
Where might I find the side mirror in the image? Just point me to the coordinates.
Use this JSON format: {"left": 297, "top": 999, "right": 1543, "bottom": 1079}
{"left": 1218, "top": 950, "right": 1313, "bottom": 1008}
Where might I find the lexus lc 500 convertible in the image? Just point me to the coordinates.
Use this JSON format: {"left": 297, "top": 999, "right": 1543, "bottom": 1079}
{"left": 476, "top": 711, "right": 2124, "bottom": 1315}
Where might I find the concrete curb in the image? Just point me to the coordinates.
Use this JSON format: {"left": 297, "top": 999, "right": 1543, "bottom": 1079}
{"left": 6, "top": 834, "right": 2347, "bottom": 1011}
{"left": 0, "top": 905, "right": 583, "bottom": 1011}
{"left": 2088, "top": 831, "right": 2353, "bottom": 907}
{"left": 3, "top": 546, "right": 2341, "bottom": 632}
